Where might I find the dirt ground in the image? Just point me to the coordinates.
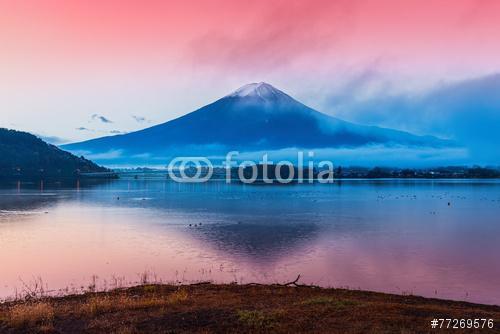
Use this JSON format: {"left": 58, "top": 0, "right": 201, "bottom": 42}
{"left": 0, "top": 283, "right": 499, "bottom": 333}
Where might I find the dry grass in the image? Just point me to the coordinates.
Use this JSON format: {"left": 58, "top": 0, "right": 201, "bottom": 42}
{"left": 81, "top": 288, "right": 189, "bottom": 316}
{"left": 112, "top": 326, "right": 137, "bottom": 334}
{"left": 0, "top": 284, "right": 499, "bottom": 333}
{"left": 166, "top": 289, "right": 188, "bottom": 304}
{"left": 5, "top": 302, "right": 54, "bottom": 328}
{"left": 300, "top": 296, "right": 360, "bottom": 309}
{"left": 237, "top": 310, "right": 279, "bottom": 330}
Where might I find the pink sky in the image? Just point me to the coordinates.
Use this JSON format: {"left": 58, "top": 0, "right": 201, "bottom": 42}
{"left": 1, "top": 0, "right": 499, "bottom": 141}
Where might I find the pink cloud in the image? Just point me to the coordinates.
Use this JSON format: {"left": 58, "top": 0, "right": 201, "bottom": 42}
{"left": 187, "top": 0, "right": 357, "bottom": 71}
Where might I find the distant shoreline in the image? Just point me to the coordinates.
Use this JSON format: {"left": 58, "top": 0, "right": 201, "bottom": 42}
{"left": 121, "top": 165, "right": 500, "bottom": 181}
{"left": 2, "top": 176, "right": 500, "bottom": 183}
{"left": 0, "top": 172, "right": 118, "bottom": 182}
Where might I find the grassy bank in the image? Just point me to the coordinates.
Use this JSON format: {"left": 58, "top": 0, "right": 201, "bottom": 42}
{"left": 0, "top": 283, "right": 499, "bottom": 333}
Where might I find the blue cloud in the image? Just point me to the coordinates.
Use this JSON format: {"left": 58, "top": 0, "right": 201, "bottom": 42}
{"left": 76, "top": 127, "right": 93, "bottom": 131}
{"left": 91, "top": 114, "right": 113, "bottom": 124}
{"left": 36, "top": 134, "right": 69, "bottom": 145}
{"left": 132, "top": 115, "right": 152, "bottom": 123}
{"left": 326, "top": 73, "right": 500, "bottom": 165}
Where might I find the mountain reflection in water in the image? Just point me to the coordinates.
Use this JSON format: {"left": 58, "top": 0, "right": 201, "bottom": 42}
{"left": 0, "top": 178, "right": 499, "bottom": 305}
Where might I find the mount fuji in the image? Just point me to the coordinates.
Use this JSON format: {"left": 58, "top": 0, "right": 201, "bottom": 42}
{"left": 62, "top": 83, "right": 454, "bottom": 165}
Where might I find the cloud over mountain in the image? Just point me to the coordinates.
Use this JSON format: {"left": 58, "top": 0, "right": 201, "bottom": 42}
{"left": 327, "top": 73, "right": 500, "bottom": 164}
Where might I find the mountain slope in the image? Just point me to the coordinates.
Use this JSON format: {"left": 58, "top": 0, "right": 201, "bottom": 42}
{"left": 0, "top": 128, "right": 109, "bottom": 178}
{"left": 63, "top": 83, "right": 452, "bottom": 162}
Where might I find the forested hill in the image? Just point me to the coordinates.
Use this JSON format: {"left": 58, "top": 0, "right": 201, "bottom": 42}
{"left": 0, "top": 128, "right": 109, "bottom": 179}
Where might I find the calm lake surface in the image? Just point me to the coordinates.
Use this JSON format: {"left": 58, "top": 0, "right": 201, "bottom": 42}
{"left": 1, "top": 178, "right": 499, "bottom": 305}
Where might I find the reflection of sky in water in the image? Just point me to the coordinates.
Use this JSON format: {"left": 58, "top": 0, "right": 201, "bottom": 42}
{"left": 0, "top": 179, "right": 499, "bottom": 304}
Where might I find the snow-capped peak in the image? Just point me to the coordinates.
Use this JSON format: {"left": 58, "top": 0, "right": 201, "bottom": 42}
{"left": 228, "top": 82, "right": 289, "bottom": 100}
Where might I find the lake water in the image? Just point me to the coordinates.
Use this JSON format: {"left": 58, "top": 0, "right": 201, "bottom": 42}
{"left": 1, "top": 178, "right": 499, "bottom": 305}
